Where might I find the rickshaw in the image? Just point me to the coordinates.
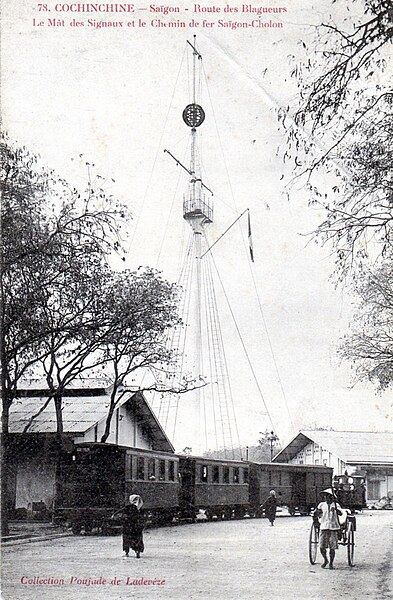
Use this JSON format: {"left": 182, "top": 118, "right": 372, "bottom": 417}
{"left": 309, "top": 503, "right": 356, "bottom": 566}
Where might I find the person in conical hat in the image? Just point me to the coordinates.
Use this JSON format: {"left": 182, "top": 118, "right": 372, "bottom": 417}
{"left": 315, "top": 488, "right": 342, "bottom": 569}
{"left": 320, "top": 488, "right": 337, "bottom": 498}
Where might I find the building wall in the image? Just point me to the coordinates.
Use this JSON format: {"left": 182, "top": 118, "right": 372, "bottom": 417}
{"left": 15, "top": 452, "right": 56, "bottom": 513}
{"left": 80, "top": 405, "right": 153, "bottom": 449}
{"left": 363, "top": 468, "right": 393, "bottom": 502}
{"left": 289, "top": 442, "right": 351, "bottom": 476}
{"left": 289, "top": 441, "right": 393, "bottom": 503}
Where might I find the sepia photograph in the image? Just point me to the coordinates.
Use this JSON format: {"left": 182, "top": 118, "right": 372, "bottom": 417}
{"left": 1, "top": 0, "right": 392, "bottom": 597}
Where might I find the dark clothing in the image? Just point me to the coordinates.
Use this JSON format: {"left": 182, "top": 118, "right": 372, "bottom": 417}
{"left": 121, "top": 505, "right": 145, "bottom": 555}
{"left": 262, "top": 496, "right": 277, "bottom": 524}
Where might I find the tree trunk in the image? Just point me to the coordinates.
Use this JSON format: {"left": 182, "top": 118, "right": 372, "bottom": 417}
{"left": 100, "top": 387, "right": 118, "bottom": 443}
{"left": 53, "top": 393, "right": 64, "bottom": 518}
{"left": 1, "top": 389, "right": 12, "bottom": 537}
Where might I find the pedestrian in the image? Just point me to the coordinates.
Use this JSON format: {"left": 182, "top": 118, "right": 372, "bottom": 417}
{"left": 112, "top": 494, "right": 145, "bottom": 558}
{"left": 261, "top": 490, "right": 278, "bottom": 526}
{"left": 314, "top": 488, "right": 342, "bottom": 570}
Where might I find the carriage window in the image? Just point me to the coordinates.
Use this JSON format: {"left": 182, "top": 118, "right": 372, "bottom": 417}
{"left": 278, "top": 472, "right": 282, "bottom": 485}
{"left": 168, "top": 461, "right": 175, "bottom": 481}
{"left": 200, "top": 465, "right": 208, "bottom": 483}
{"left": 243, "top": 468, "right": 249, "bottom": 484}
{"left": 213, "top": 465, "right": 220, "bottom": 483}
{"left": 159, "top": 460, "right": 166, "bottom": 481}
{"left": 148, "top": 458, "right": 156, "bottom": 480}
{"left": 137, "top": 457, "right": 145, "bottom": 480}
{"left": 223, "top": 467, "right": 230, "bottom": 483}
{"left": 233, "top": 467, "right": 239, "bottom": 484}
{"left": 126, "top": 455, "right": 133, "bottom": 480}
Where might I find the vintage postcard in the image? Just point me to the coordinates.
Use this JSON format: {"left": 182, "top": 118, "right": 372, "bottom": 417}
{"left": 1, "top": 0, "right": 392, "bottom": 597}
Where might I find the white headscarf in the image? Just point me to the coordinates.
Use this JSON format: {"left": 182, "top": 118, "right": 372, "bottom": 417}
{"left": 129, "top": 494, "right": 143, "bottom": 510}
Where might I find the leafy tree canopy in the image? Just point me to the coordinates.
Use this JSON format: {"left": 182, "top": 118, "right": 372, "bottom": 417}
{"left": 340, "top": 263, "right": 393, "bottom": 390}
{"left": 280, "top": 0, "right": 393, "bottom": 277}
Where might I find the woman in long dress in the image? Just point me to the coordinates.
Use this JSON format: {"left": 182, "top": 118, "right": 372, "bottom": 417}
{"left": 261, "top": 490, "right": 278, "bottom": 526}
{"left": 114, "top": 494, "right": 145, "bottom": 558}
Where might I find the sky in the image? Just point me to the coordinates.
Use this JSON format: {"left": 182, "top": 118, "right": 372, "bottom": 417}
{"left": 2, "top": 0, "right": 392, "bottom": 452}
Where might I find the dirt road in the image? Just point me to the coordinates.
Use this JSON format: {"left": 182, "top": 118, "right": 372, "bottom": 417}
{"left": 2, "top": 511, "right": 392, "bottom": 599}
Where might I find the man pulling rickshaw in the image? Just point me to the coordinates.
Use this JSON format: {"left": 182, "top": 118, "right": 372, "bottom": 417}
{"left": 309, "top": 488, "right": 356, "bottom": 568}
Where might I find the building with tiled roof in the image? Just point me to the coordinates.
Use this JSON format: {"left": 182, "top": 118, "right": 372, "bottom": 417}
{"left": 8, "top": 380, "right": 174, "bottom": 517}
{"left": 273, "top": 430, "right": 393, "bottom": 503}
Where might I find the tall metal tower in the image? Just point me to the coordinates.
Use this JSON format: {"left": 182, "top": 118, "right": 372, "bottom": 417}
{"left": 156, "top": 38, "right": 240, "bottom": 457}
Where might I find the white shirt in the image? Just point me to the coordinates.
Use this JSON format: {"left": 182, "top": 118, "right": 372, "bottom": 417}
{"left": 317, "top": 501, "right": 341, "bottom": 531}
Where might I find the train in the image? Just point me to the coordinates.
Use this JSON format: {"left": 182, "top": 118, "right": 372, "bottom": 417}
{"left": 54, "top": 442, "right": 334, "bottom": 533}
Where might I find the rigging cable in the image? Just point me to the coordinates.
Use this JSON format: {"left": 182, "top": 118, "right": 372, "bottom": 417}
{"left": 202, "top": 59, "right": 294, "bottom": 432}
{"left": 208, "top": 248, "right": 277, "bottom": 434}
{"left": 202, "top": 232, "right": 241, "bottom": 457}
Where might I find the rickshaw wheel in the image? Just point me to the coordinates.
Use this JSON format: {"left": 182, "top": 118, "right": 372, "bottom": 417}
{"left": 309, "top": 522, "right": 319, "bottom": 565}
{"left": 347, "top": 521, "right": 355, "bottom": 566}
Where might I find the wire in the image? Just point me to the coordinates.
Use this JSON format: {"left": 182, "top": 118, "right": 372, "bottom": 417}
{"left": 202, "top": 60, "right": 294, "bottom": 432}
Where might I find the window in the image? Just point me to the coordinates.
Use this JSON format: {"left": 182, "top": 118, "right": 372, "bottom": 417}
{"left": 200, "top": 464, "right": 208, "bottom": 483}
{"left": 368, "top": 480, "right": 380, "bottom": 500}
{"left": 223, "top": 467, "right": 230, "bottom": 483}
{"left": 233, "top": 467, "right": 239, "bottom": 483}
{"left": 323, "top": 459, "right": 327, "bottom": 466}
{"left": 168, "top": 461, "right": 175, "bottom": 482}
{"left": 278, "top": 472, "right": 282, "bottom": 486}
{"left": 314, "top": 459, "right": 319, "bottom": 465}
{"left": 137, "top": 457, "right": 145, "bottom": 480}
{"left": 243, "top": 468, "right": 249, "bottom": 484}
{"left": 148, "top": 458, "right": 156, "bottom": 480}
{"left": 126, "top": 455, "right": 133, "bottom": 480}
{"left": 213, "top": 465, "right": 220, "bottom": 483}
{"left": 159, "top": 460, "right": 165, "bottom": 481}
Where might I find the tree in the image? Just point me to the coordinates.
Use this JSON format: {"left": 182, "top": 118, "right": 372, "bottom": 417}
{"left": 340, "top": 263, "right": 393, "bottom": 390}
{"left": 0, "top": 137, "right": 128, "bottom": 534}
{"left": 97, "top": 268, "right": 187, "bottom": 442}
{"left": 280, "top": 0, "right": 393, "bottom": 276}
{"left": 1, "top": 138, "right": 128, "bottom": 434}
{"left": 258, "top": 430, "right": 281, "bottom": 461}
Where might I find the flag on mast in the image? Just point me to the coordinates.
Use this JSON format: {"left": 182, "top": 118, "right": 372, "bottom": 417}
{"left": 248, "top": 210, "right": 254, "bottom": 262}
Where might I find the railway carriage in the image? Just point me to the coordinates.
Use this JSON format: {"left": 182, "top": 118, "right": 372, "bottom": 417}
{"left": 179, "top": 455, "right": 250, "bottom": 519}
{"left": 249, "top": 462, "right": 333, "bottom": 515}
{"left": 55, "top": 442, "right": 180, "bottom": 532}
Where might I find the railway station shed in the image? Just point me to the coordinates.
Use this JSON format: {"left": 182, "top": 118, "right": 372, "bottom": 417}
{"left": 7, "top": 379, "right": 174, "bottom": 519}
{"left": 273, "top": 430, "right": 393, "bottom": 504}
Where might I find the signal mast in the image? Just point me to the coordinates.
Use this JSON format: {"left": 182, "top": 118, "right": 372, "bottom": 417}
{"left": 157, "top": 37, "right": 240, "bottom": 457}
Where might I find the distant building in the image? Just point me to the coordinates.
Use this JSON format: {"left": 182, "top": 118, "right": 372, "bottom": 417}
{"left": 7, "top": 380, "right": 174, "bottom": 518}
{"left": 273, "top": 430, "right": 393, "bottom": 503}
